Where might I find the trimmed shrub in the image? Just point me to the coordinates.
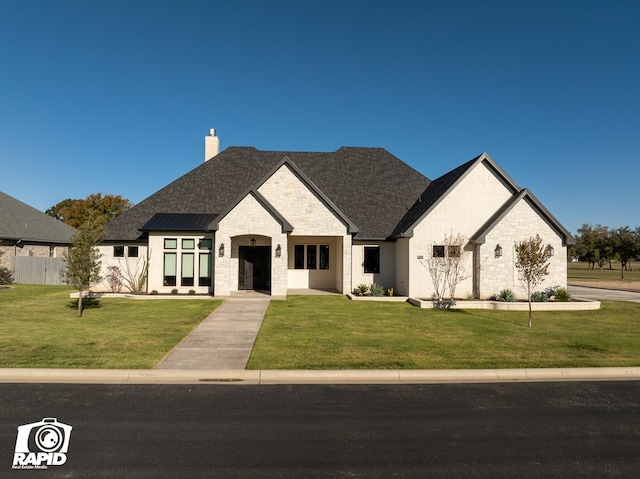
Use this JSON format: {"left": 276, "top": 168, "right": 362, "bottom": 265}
{"left": 497, "top": 289, "right": 516, "bottom": 302}
{"left": 554, "top": 288, "right": 571, "bottom": 302}
{"left": 531, "top": 291, "right": 548, "bottom": 302}
{"left": 369, "top": 283, "right": 385, "bottom": 297}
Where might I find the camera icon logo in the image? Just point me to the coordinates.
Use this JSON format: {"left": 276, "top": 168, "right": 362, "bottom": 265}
{"left": 13, "top": 418, "right": 73, "bottom": 470}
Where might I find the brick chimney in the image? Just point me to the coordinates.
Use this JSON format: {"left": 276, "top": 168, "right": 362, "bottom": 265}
{"left": 205, "top": 128, "right": 220, "bottom": 162}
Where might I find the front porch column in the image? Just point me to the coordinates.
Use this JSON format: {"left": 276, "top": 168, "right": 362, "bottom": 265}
{"left": 214, "top": 233, "right": 231, "bottom": 296}
{"left": 341, "top": 234, "right": 352, "bottom": 294}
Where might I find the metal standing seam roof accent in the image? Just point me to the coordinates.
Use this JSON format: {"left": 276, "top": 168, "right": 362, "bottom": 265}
{"left": 140, "top": 213, "right": 220, "bottom": 232}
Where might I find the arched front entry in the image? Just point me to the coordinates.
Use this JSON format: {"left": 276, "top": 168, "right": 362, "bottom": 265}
{"left": 234, "top": 235, "right": 272, "bottom": 292}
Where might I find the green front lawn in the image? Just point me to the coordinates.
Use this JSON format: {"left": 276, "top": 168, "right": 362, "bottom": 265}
{"left": 3, "top": 286, "right": 640, "bottom": 370}
{"left": 247, "top": 296, "right": 640, "bottom": 369}
{"left": 0, "top": 285, "right": 220, "bottom": 368}
{"left": 568, "top": 260, "right": 640, "bottom": 283}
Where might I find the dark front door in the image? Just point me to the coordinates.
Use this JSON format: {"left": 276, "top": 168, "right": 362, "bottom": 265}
{"left": 238, "top": 246, "right": 271, "bottom": 291}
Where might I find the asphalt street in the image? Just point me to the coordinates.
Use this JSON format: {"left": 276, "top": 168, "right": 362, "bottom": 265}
{"left": 2, "top": 382, "right": 640, "bottom": 478}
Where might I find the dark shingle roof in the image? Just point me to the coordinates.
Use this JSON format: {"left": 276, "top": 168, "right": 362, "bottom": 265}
{"left": 104, "top": 147, "right": 431, "bottom": 241}
{"left": 0, "top": 191, "right": 77, "bottom": 244}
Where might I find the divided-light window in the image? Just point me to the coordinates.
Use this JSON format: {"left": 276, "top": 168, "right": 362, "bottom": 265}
{"left": 294, "top": 244, "right": 330, "bottom": 270}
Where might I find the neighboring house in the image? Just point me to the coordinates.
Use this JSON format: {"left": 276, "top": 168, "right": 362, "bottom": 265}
{"left": 100, "top": 130, "right": 574, "bottom": 299}
{"left": 0, "top": 191, "right": 76, "bottom": 283}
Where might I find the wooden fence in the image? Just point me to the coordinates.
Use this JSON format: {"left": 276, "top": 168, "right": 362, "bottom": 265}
{"left": 12, "top": 257, "right": 67, "bottom": 285}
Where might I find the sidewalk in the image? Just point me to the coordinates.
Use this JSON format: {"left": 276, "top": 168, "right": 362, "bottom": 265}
{"left": 155, "top": 299, "right": 269, "bottom": 370}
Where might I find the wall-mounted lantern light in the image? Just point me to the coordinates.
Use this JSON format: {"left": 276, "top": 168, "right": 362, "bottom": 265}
{"left": 545, "top": 245, "right": 554, "bottom": 258}
{"left": 250, "top": 237, "right": 256, "bottom": 248}
{"left": 494, "top": 244, "right": 503, "bottom": 258}
{"left": 275, "top": 244, "right": 282, "bottom": 258}
{"left": 218, "top": 243, "right": 225, "bottom": 257}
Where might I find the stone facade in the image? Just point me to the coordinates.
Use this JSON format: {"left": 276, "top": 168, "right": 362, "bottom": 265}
{"left": 0, "top": 243, "right": 68, "bottom": 269}
{"left": 478, "top": 199, "right": 567, "bottom": 299}
{"left": 406, "top": 161, "right": 513, "bottom": 298}
{"left": 216, "top": 193, "right": 289, "bottom": 296}
{"left": 94, "top": 150, "right": 572, "bottom": 298}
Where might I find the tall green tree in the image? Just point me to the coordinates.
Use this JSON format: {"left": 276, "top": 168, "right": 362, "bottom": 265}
{"left": 60, "top": 216, "right": 104, "bottom": 317}
{"left": 612, "top": 226, "right": 639, "bottom": 279}
{"left": 46, "top": 193, "right": 132, "bottom": 228}
{"left": 515, "top": 234, "right": 550, "bottom": 328}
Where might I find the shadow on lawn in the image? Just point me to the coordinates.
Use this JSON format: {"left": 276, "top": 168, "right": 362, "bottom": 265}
{"left": 67, "top": 298, "right": 102, "bottom": 310}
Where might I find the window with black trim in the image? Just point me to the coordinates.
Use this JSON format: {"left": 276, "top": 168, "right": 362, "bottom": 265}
{"left": 164, "top": 252, "right": 177, "bottom": 286}
{"left": 199, "top": 238, "right": 212, "bottom": 250}
{"left": 364, "top": 246, "right": 380, "bottom": 273}
{"left": 114, "top": 246, "right": 125, "bottom": 258}
{"left": 128, "top": 246, "right": 139, "bottom": 258}
{"left": 181, "top": 252, "right": 194, "bottom": 286}
{"left": 432, "top": 245, "right": 445, "bottom": 258}
{"left": 199, "top": 252, "right": 212, "bottom": 286}
{"left": 319, "top": 245, "right": 329, "bottom": 270}
{"left": 294, "top": 245, "right": 305, "bottom": 269}
{"left": 306, "top": 245, "right": 317, "bottom": 269}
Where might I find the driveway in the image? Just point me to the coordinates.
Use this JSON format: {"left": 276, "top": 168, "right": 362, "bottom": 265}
{"left": 568, "top": 285, "right": 640, "bottom": 303}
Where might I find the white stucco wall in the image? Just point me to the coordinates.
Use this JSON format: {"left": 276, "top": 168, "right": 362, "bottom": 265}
{"left": 394, "top": 238, "right": 410, "bottom": 296}
{"left": 351, "top": 241, "right": 396, "bottom": 293}
{"left": 96, "top": 244, "right": 149, "bottom": 293}
{"left": 478, "top": 199, "right": 567, "bottom": 299}
{"left": 407, "top": 161, "right": 514, "bottom": 298}
{"left": 287, "top": 236, "right": 339, "bottom": 290}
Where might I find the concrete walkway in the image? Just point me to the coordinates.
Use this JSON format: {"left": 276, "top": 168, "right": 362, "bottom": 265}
{"left": 155, "top": 299, "right": 269, "bottom": 370}
{"left": 569, "top": 285, "right": 640, "bottom": 303}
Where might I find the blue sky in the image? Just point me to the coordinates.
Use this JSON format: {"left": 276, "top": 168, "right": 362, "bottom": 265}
{"left": 1, "top": 0, "right": 638, "bottom": 235}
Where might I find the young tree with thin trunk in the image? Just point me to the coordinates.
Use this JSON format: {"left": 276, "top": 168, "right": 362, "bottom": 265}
{"left": 60, "top": 216, "right": 104, "bottom": 317}
{"left": 515, "top": 234, "right": 550, "bottom": 328}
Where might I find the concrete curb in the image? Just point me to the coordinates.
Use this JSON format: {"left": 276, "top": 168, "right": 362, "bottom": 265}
{"left": 1, "top": 367, "right": 640, "bottom": 385}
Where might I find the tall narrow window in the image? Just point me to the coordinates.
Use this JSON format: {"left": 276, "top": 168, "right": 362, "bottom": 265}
{"left": 181, "top": 253, "right": 194, "bottom": 286}
{"left": 164, "top": 253, "right": 177, "bottom": 286}
{"left": 199, "top": 253, "right": 212, "bottom": 286}
{"left": 307, "top": 245, "right": 317, "bottom": 269}
{"left": 363, "top": 246, "right": 380, "bottom": 273}
{"left": 294, "top": 245, "right": 305, "bottom": 269}
{"left": 319, "top": 245, "right": 330, "bottom": 270}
